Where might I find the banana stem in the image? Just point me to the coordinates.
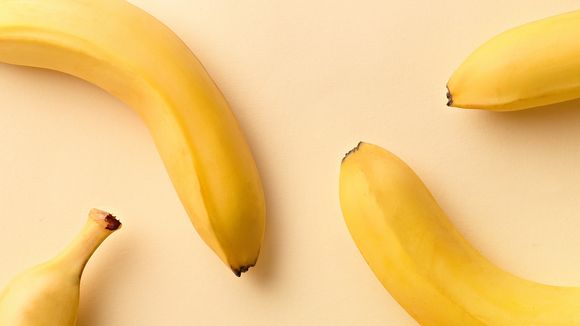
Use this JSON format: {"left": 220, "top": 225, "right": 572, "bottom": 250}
{"left": 52, "top": 209, "right": 121, "bottom": 275}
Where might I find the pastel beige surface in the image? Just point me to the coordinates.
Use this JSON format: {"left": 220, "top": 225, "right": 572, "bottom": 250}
{"left": 0, "top": 0, "right": 579, "bottom": 325}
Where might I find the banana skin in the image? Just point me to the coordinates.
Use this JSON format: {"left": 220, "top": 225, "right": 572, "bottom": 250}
{"left": 0, "top": 0, "right": 266, "bottom": 275}
{"left": 0, "top": 209, "right": 121, "bottom": 326}
{"left": 447, "top": 10, "right": 580, "bottom": 111}
{"left": 340, "top": 142, "right": 580, "bottom": 325}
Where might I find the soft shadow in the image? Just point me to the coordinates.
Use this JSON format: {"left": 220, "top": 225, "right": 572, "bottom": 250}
{"left": 451, "top": 97, "right": 580, "bottom": 283}
{"left": 230, "top": 105, "right": 281, "bottom": 286}
{"left": 246, "top": 134, "right": 281, "bottom": 287}
{"left": 247, "top": 192, "right": 281, "bottom": 287}
{"left": 472, "top": 97, "right": 580, "bottom": 127}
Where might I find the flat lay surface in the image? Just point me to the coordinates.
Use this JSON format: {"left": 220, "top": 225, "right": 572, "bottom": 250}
{"left": 1, "top": 0, "right": 580, "bottom": 324}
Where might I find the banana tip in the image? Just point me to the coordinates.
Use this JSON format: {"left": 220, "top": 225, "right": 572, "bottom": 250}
{"left": 446, "top": 85, "right": 453, "bottom": 106}
{"left": 342, "top": 142, "right": 363, "bottom": 163}
{"left": 232, "top": 265, "right": 254, "bottom": 277}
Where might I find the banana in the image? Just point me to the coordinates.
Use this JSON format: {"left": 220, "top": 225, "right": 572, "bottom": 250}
{"left": 0, "top": 209, "right": 121, "bottom": 326}
{"left": 0, "top": 0, "right": 265, "bottom": 275}
{"left": 447, "top": 10, "right": 580, "bottom": 111}
{"left": 340, "top": 142, "right": 580, "bottom": 325}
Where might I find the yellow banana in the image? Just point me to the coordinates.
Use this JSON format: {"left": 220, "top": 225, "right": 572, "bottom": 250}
{"left": 340, "top": 142, "right": 580, "bottom": 325}
{"left": 447, "top": 10, "right": 580, "bottom": 111}
{"left": 0, "top": 0, "right": 265, "bottom": 275}
{"left": 0, "top": 209, "right": 121, "bottom": 326}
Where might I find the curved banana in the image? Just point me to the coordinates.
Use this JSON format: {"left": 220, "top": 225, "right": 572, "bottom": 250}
{"left": 447, "top": 10, "right": 580, "bottom": 111}
{"left": 0, "top": 0, "right": 265, "bottom": 275}
{"left": 340, "top": 142, "right": 580, "bottom": 325}
{"left": 0, "top": 209, "right": 121, "bottom": 325}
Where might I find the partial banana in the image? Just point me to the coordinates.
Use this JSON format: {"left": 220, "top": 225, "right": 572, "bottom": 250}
{"left": 447, "top": 10, "right": 580, "bottom": 111}
{"left": 0, "top": 209, "right": 121, "bottom": 326}
{"left": 340, "top": 142, "right": 580, "bottom": 325}
{"left": 0, "top": 0, "right": 265, "bottom": 275}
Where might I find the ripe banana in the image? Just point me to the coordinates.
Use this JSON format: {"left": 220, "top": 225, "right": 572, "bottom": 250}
{"left": 0, "top": 0, "right": 265, "bottom": 275}
{"left": 0, "top": 209, "right": 121, "bottom": 326}
{"left": 447, "top": 10, "right": 580, "bottom": 111}
{"left": 340, "top": 142, "right": 580, "bottom": 325}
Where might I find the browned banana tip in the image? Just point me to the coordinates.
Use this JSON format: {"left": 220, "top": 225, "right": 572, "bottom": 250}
{"left": 232, "top": 264, "right": 254, "bottom": 277}
{"left": 342, "top": 141, "right": 363, "bottom": 163}
{"left": 446, "top": 85, "right": 453, "bottom": 106}
{"left": 89, "top": 208, "right": 122, "bottom": 231}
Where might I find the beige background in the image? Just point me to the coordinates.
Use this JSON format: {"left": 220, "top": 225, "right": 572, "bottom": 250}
{"left": 1, "top": 0, "right": 580, "bottom": 325}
